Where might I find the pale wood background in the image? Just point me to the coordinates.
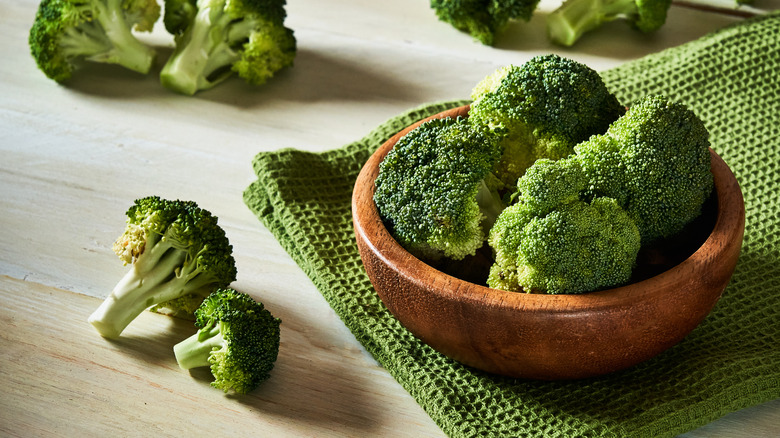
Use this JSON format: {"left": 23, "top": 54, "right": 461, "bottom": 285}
{"left": 1, "top": 0, "right": 778, "bottom": 436}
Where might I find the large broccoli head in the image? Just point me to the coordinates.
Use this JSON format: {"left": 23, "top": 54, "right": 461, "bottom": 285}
{"left": 29, "top": 0, "right": 160, "bottom": 82}
{"left": 574, "top": 95, "right": 714, "bottom": 243}
{"left": 173, "top": 288, "right": 281, "bottom": 394}
{"left": 487, "top": 158, "right": 641, "bottom": 294}
{"left": 374, "top": 116, "right": 505, "bottom": 261}
{"left": 469, "top": 54, "right": 625, "bottom": 188}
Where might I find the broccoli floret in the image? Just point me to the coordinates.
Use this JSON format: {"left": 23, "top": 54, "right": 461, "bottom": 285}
{"left": 88, "top": 196, "right": 237, "bottom": 338}
{"left": 374, "top": 116, "right": 505, "bottom": 261}
{"left": 469, "top": 54, "right": 625, "bottom": 188}
{"left": 28, "top": 0, "right": 160, "bottom": 82}
{"left": 173, "top": 288, "right": 281, "bottom": 394}
{"left": 429, "top": 0, "right": 540, "bottom": 46}
{"left": 487, "top": 158, "right": 641, "bottom": 294}
{"left": 546, "top": 0, "right": 672, "bottom": 46}
{"left": 160, "top": 0, "right": 296, "bottom": 95}
{"left": 574, "top": 95, "right": 713, "bottom": 243}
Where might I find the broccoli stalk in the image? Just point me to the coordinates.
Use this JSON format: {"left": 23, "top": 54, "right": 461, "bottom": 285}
{"left": 173, "top": 288, "right": 281, "bottom": 394}
{"left": 173, "top": 324, "right": 223, "bottom": 370}
{"left": 160, "top": 0, "right": 296, "bottom": 95}
{"left": 88, "top": 196, "right": 237, "bottom": 338}
{"left": 29, "top": 0, "right": 160, "bottom": 82}
{"left": 547, "top": 0, "right": 673, "bottom": 46}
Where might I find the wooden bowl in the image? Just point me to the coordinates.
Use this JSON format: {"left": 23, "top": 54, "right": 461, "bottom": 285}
{"left": 352, "top": 105, "right": 746, "bottom": 380}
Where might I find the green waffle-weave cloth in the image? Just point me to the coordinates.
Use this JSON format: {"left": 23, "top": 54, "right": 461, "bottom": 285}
{"left": 244, "top": 13, "right": 780, "bottom": 437}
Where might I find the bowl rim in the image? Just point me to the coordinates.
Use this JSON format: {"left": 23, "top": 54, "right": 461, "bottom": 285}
{"left": 352, "top": 104, "right": 746, "bottom": 313}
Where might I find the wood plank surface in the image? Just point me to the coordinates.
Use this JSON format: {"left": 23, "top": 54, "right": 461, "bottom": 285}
{"left": 1, "top": 0, "right": 778, "bottom": 436}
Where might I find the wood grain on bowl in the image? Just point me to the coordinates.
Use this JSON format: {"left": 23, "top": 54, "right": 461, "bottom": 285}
{"left": 352, "top": 106, "right": 746, "bottom": 380}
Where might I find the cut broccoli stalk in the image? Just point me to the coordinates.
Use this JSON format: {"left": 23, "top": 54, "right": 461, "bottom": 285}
{"left": 160, "top": 5, "right": 239, "bottom": 94}
{"left": 174, "top": 324, "right": 223, "bottom": 370}
{"left": 75, "top": 0, "right": 157, "bottom": 73}
{"left": 88, "top": 236, "right": 216, "bottom": 338}
{"left": 547, "top": 0, "right": 671, "bottom": 46}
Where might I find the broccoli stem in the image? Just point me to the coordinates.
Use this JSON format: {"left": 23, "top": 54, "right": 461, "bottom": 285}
{"left": 547, "top": 0, "right": 638, "bottom": 46}
{"left": 87, "top": 0, "right": 156, "bottom": 73}
{"left": 173, "top": 325, "right": 224, "bottom": 370}
{"left": 160, "top": 6, "right": 239, "bottom": 95}
{"left": 476, "top": 179, "right": 505, "bottom": 230}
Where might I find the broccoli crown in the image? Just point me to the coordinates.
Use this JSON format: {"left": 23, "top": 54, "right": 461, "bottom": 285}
{"left": 547, "top": 0, "right": 672, "bottom": 46}
{"left": 28, "top": 0, "right": 160, "bottom": 82}
{"left": 488, "top": 158, "right": 640, "bottom": 294}
{"left": 469, "top": 54, "right": 625, "bottom": 187}
{"left": 574, "top": 95, "right": 713, "bottom": 243}
{"left": 374, "top": 116, "right": 504, "bottom": 261}
{"left": 516, "top": 157, "right": 586, "bottom": 213}
{"left": 429, "top": 0, "right": 541, "bottom": 46}
{"left": 160, "top": 0, "right": 296, "bottom": 95}
{"left": 88, "top": 196, "right": 237, "bottom": 338}
{"left": 488, "top": 196, "right": 641, "bottom": 294}
{"left": 174, "top": 288, "right": 281, "bottom": 394}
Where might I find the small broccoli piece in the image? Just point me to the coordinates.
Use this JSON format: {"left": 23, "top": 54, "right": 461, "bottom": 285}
{"left": 28, "top": 0, "right": 160, "bottom": 82}
{"left": 88, "top": 196, "right": 237, "bottom": 338}
{"left": 429, "top": 0, "right": 541, "bottom": 46}
{"left": 173, "top": 288, "right": 281, "bottom": 394}
{"left": 374, "top": 116, "right": 505, "bottom": 261}
{"left": 160, "top": 0, "right": 296, "bottom": 95}
{"left": 574, "top": 95, "right": 713, "bottom": 243}
{"left": 469, "top": 54, "right": 625, "bottom": 188}
{"left": 546, "top": 0, "right": 672, "bottom": 46}
{"left": 487, "top": 158, "right": 641, "bottom": 294}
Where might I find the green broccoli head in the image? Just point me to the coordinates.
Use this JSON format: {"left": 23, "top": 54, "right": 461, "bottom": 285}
{"left": 547, "top": 0, "right": 673, "bottom": 46}
{"left": 488, "top": 158, "right": 640, "bottom": 294}
{"left": 88, "top": 196, "right": 237, "bottom": 338}
{"left": 488, "top": 196, "right": 641, "bottom": 294}
{"left": 28, "top": 0, "right": 160, "bottom": 82}
{"left": 374, "top": 116, "right": 505, "bottom": 261}
{"left": 574, "top": 95, "right": 713, "bottom": 243}
{"left": 173, "top": 288, "right": 281, "bottom": 394}
{"left": 429, "top": 0, "right": 541, "bottom": 46}
{"left": 469, "top": 54, "right": 625, "bottom": 188}
{"left": 516, "top": 157, "right": 587, "bottom": 214}
{"left": 160, "top": 0, "right": 296, "bottom": 95}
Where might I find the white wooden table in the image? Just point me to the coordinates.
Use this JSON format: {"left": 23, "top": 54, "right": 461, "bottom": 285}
{"left": 1, "top": 0, "right": 778, "bottom": 436}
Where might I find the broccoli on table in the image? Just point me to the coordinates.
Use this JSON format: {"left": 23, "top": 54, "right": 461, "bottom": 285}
{"left": 374, "top": 116, "right": 505, "bottom": 261}
{"left": 546, "top": 0, "right": 672, "bottom": 46}
{"left": 429, "top": 0, "right": 541, "bottom": 46}
{"left": 487, "top": 157, "right": 641, "bottom": 294}
{"left": 173, "top": 288, "right": 281, "bottom": 394}
{"left": 28, "top": 0, "right": 161, "bottom": 82}
{"left": 88, "top": 196, "right": 237, "bottom": 338}
{"left": 469, "top": 54, "right": 625, "bottom": 189}
{"left": 574, "top": 95, "right": 713, "bottom": 243}
{"left": 160, "top": 0, "right": 296, "bottom": 95}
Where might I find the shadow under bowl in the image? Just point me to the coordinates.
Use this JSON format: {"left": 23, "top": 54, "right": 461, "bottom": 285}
{"left": 352, "top": 105, "right": 745, "bottom": 380}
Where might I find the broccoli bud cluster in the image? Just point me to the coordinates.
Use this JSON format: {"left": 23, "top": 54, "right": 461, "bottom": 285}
{"left": 374, "top": 54, "right": 713, "bottom": 295}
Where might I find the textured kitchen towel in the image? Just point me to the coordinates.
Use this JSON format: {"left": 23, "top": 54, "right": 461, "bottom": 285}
{"left": 244, "top": 13, "right": 780, "bottom": 438}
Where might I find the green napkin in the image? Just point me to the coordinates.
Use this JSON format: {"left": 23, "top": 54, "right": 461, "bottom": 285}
{"left": 244, "top": 13, "right": 780, "bottom": 438}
